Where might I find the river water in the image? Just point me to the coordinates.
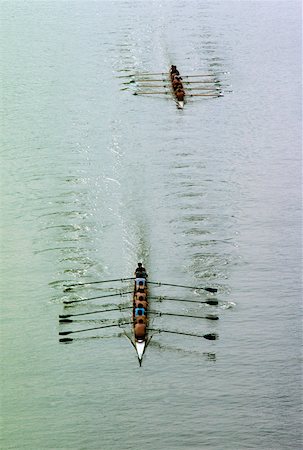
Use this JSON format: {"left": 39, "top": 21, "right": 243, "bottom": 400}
{"left": 1, "top": 1, "right": 302, "bottom": 449}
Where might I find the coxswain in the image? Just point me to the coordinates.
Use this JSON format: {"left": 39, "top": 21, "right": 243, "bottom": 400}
{"left": 135, "top": 262, "right": 147, "bottom": 278}
{"left": 175, "top": 87, "right": 185, "bottom": 102}
{"left": 170, "top": 65, "right": 180, "bottom": 78}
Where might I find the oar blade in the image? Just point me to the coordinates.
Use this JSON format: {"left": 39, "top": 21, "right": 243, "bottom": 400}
{"left": 205, "top": 299, "right": 219, "bottom": 306}
{"left": 204, "top": 287, "right": 218, "bottom": 293}
{"left": 64, "top": 287, "right": 73, "bottom": 292}
{"left": 59, "top": 338, "right": 73, "bottom": 343}
{"left": 203, "top": 333, "right": 218, "bottom": 340}
{"left": 59, "top": 331, "right": 72, "bottom": 336}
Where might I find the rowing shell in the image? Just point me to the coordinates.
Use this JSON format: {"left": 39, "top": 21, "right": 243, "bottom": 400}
{"left": 169, "top": 68, "right": 185, "bottom": 109}
{"left": 59, "top": 268, "right": 220, "bottom": 365}
{"left": 133, "top": 271, "right": 148, "bottom": 364}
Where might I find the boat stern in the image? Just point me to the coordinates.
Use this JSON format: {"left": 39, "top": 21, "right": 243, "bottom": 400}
{"left": 135, "top": 340, "right": 146, "bottom": 365}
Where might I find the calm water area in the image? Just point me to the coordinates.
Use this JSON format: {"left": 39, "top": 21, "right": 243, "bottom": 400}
{"left": 1, "top": 1, "right": 302, "bottom": 449}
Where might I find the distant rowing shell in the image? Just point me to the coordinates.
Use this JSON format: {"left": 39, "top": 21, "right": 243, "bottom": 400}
{"left": 170, "top": 68, "right": 185, "bottom": 109}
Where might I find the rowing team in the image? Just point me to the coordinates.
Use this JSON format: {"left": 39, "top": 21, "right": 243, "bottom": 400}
{"left": 170, "top": 65, "right": 185, "bottom": 102}
{"left": 133, "top": 263, "right": 148, "bottom": 341}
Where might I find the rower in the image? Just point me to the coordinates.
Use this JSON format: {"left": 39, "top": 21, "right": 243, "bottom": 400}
{"left": 134, "top": 307, "right": 146, "bottom": 317}
{"left": 172, "top": 76, "right": 183, "bottom": 91}
{"left": 134, "top": 299, "right": 148, "bottom": 310}
{"left": 134, "top": 292, "right": 147, "bottom": 301}
{"left": 135, "top": 279, "right": 146, "bottom": 293}
{"left": 134, "top": 319, "right": 146, "bottom": 339}
{"left": 175, "top": 87, "right": 185, "bottom": 102}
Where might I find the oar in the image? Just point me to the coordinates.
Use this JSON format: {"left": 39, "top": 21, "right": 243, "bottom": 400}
{"left": 60, "top": 318, "right": 111, "bottom": 324}
{"left": 190, "top": 93, "right": 223, "bottom": 97}
{"left": 138, "top": 84, "right": 222, "bottom": 91}
{"left": 147, "top": 281, "right": 217, "bottom": 293}
{"left": 149, "top": 328, "right": 218, "bottom": 340}
{"left": 149, "top": 311, "right": 219, "bottom": 320}
{"left": 181, "top": 73, "right": 228, "bottom": 78}
{"left": 134, "top": 91, "right": 222, "bottom": 98}
{"left": 189, "top": 88, "right": 232, "bottom": 93}
{"left": 133, "top": 78, "right": 219, "bottom": 83}
{"left": 149, "top": 296, "right": 218, "bottom": 306}
{"left": 63, "top": 291, "right": 133, "bottom": 305}
{"left": 59, "top": 305, "right": 131, "bottom": 319}
{"left": 123, "top": 79, "right": 220, "bottom": 85}
{"left": 117, "top": 72, "right": 169, "bottom": 77}
{"left": 181, "top": 80, "right": 220, "bottom": 84}
{"left": 63, "top": 277, "right": 134, "bottom": 291}
{"left": 133, "top": 91, "right": 169, "bottom": 95}
{"left": 59, "top": 315, "right": 132, "bottom": 324}
{"left": 59, "top": 321, "right": 131, "bottom": 336}
{"left": 118, "top": 72, "right": 227, "bottom": 78}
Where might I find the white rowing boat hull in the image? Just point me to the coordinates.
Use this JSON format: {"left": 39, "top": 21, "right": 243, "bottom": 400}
{"left": 135, "top": 341, "right": 146, "bottom": 362}
{"left": 176, "top": 100, "right": 184, "bottom": 109}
